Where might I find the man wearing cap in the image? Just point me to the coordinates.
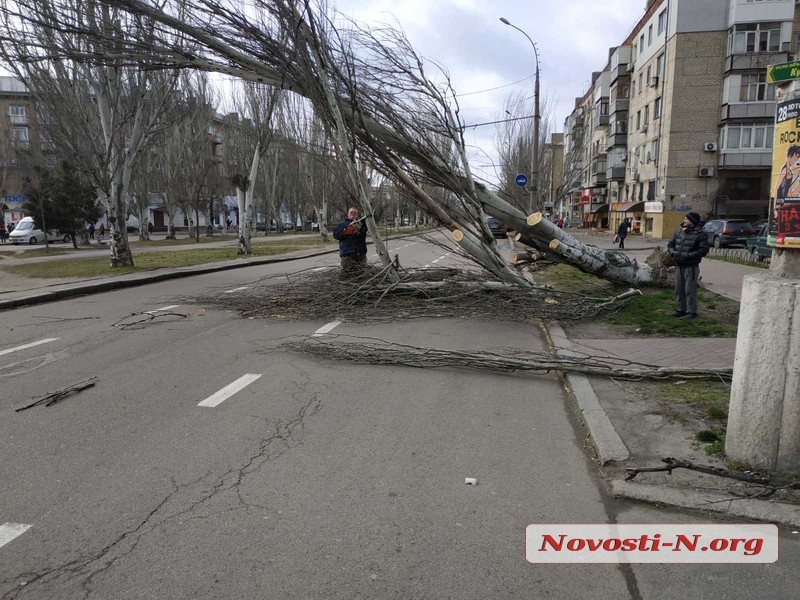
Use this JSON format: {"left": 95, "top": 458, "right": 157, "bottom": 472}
{"left": 667, "top": 212, "right": 709, "bottom": 320}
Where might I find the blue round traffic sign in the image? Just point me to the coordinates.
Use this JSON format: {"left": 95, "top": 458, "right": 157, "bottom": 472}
{"left": 515, "top": 174, "right": 528, "bottom": 187}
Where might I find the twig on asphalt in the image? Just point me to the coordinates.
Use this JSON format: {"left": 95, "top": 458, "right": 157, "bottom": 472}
{"left": 15, "top": 377, "right": 98, "bottom": 411}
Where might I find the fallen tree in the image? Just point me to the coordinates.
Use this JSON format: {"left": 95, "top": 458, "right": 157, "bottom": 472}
{"left": 0, "top": 0, "right": 659, "bottom": 285}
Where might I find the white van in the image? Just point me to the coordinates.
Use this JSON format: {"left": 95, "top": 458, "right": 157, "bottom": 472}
{"left": 8, "top": 217, "right": 70, "bottom": 245}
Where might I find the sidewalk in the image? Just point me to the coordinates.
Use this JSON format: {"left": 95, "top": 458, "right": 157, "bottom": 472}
{"left": 544, "top": 230, "right": 798, "bottom": 525}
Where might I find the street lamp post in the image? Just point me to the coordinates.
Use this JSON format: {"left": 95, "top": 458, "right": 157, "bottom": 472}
{"left": 500, "top": 17, "right": 540, "bottom": 215}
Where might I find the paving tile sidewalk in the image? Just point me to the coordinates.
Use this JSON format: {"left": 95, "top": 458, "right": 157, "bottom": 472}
{"left": 547, "top": 321, "right": 800, "bottom": 527}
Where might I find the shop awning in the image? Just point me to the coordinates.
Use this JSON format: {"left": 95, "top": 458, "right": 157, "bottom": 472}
{"left": 590, "top": 204, "right": 609, "bottom": 213}
{"left": 628, "top": 201, "right": 646, "bottom": 212}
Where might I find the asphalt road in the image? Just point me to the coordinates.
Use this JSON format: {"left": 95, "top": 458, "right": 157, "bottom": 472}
{"left": 1, "top": 233, "right": 799, "bottom": 599}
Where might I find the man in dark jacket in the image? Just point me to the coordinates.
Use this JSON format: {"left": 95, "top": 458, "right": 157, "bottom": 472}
{"left": 333, "top": 207, "right": 368, "bottom": 279}
{"left": 667, "top": 212, "right": 709, "bottom": 320}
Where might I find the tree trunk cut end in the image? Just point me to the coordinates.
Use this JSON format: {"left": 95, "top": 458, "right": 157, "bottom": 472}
{"left": 527, "top": 213, "right": 543, "bottom": 227}
{"left": 452, "top": 229, "right": 464, "bottom": 242}
{"left": 548, "top": 239, "right": 559, "bottom": 250}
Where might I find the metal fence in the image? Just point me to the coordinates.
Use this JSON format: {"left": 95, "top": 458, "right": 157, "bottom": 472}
{"left": 707, "top": 247, "right": 769, "bottom": 267}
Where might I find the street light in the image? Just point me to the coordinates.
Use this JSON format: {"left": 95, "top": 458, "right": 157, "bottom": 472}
{"left": 500, "top": 17, "right": 540, "bottom": 215}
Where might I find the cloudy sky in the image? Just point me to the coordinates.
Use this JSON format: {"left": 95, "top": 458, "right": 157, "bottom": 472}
{"left": 335, "top": 0, "right": 644, "bottom": 186}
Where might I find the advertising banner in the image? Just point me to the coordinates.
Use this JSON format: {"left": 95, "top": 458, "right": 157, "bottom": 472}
{"left": 770, "top": 97, "right": 800, "bottom": 248}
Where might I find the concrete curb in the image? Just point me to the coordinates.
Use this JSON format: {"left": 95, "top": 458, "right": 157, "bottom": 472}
{"left": 543, "top": 321, "right": 630, "bottom": 464}
{"left": 0, "top": 246, "right": 340, "bottom": 311}
{"left": 546, "top": 320, "right": 800, "bottom": 526}
{"left": 610, "top": 480, "right": 800, "bottom": 528}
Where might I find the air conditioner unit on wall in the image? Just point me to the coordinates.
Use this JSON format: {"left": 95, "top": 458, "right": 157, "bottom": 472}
{"left": 698, "top": 166, "right": 715, "bottom": 178}
{"left": 704, "top": 142, "right": 718, "bottom": 152}
{"left": 648, "top": 76, "right": 659, "bottom": 88}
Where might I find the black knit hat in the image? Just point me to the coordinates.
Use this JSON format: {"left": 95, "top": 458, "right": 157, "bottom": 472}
{"left": 685, "top": 212, "right": 702, "bottom": 226}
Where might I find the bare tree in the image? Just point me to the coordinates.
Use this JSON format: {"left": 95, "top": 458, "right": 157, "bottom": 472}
{"left": 0, "top": 0, "right": 183, "bottom": 266}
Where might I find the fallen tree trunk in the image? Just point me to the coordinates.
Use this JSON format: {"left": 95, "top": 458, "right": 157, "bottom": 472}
{"left": 279, "top": 337, "right": 733, "bottom": 381}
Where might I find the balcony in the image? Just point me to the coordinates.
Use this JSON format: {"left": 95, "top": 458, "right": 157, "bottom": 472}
{"left": 725, "top": 52, "right": 790, "bottom": 73}
{"left": 718, "top": 150, "right": 772, "bottom": 169}
{"left": 609, "top": 98, "right": 629, "bottom": 115}
{"left": 606, "top": 133, "right": 627, "bottom": 150}
{"left": 593, "top": 113, "right": 609, "bottom": 129}
{"left": 606, "top": 166, "right": 626, "bottom": 180}
{"left": 610, "top": 63, "right": 630, "bottom": 83}
{"left": 720, "top": 102, "right": 774, "bottom": 121}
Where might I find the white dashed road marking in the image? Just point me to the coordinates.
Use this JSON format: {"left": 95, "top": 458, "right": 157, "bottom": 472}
{"left": 312, "top": 321, "right": 342, "bottom": 337}
{"left": 144, "top": 305, "right": 179, "bottom": 315}
{"left": 197, "top": 374, "right": 262, "bottom": 408}
{"left": 0, "top": 338, "right": 59, "bottom": 357}
{"left": 223, "top": 286, "right": 249, "bottom": 294}
{"left": 0, "top": 523, "right": 32, "bottom": 549}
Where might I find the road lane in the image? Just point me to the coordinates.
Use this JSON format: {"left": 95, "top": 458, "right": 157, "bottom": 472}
{"left": 2, "top": 234, "right": 798, "bottom": 599}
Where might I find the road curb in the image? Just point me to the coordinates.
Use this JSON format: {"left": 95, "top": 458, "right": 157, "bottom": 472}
{"left": 543, "top": 320, "right": 630, "bottom": 464}
{"left": 610, "top": 480, "right": 800, "bottom": 528}
{"left": 0, "top": 247, "right": 340, "bottom": 311}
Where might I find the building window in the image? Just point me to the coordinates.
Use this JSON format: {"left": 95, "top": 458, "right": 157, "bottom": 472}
{"left": 644, "top": 106, "right": 650, "bottom": 127}
{"left": 636, "top": 110, "right": 641, "bottom": 130}
{"left": 728, "top": 22, "right": 782, "bottom": 54}
{"left": 723, "top": 123, "right": 774, "bottom": 150}
{"left": 657, "top": 9, "right": 667, "bottom": 34}
{"left": 44, "top": 155, "right": 59, "bottom": 168}
{"left": 11, "top": 127, "right": 29, "bottom": 143}
{"left": 650, "top": 139, "right": 660, "bottom": 163}
{"left": 654, "top": 96, "right": 662, "bottom": 119}
{"left": 9, "top": 105, "right": 27, "bottom": 125}
{"left": 638, "top": 73, "right": 643, "bottom": 93}
{"left": 639, "top": 34, "right": 645, "bottom": 52}
{"left": 656, "top": 53, "right": 665, "bottom": 77}
{"left": 648, "top": 24, "right": 653, "bottom": 46}
{"left": 631, "top": 79, "right": 637, "bottom": 96}
{"left": 739, "top": 73, "right": 775, "bottom": 102}
{"left": 646, "top": 65, "right": 652, "bottom": 82}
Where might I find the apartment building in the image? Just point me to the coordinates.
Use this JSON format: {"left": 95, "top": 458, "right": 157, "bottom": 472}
{"left": 0, "top": 76, "right": 42, "bottom": 226}
{"left": 564, "top": 0, "right": 797, "bottom": 238}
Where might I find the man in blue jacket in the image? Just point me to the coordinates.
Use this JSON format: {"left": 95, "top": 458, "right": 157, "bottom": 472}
{"left": 667, "top": 212, "right": 709, "bottom": 320}
{"left": 333, "top": 207, "right": 368, "bottom": 279}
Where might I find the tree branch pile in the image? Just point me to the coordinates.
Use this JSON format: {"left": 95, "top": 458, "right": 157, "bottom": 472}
{"left": 191, "top": 265, "right": 640, "bottom": 323}
{"left": 275, "top": 336, "right": 733, "bottom": 381}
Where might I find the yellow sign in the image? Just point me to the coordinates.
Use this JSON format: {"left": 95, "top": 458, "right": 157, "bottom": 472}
{"left": 771, "top": 98, "right": 800, "bottom": 248}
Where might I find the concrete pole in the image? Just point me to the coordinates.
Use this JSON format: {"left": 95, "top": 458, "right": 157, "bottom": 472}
{"left": 725, "top": 92, "right": 800, "bottom": 474}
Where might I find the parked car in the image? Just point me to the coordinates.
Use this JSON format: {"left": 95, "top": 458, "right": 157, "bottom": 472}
{"left": 485, "top": 216, "right": 508, "bottom": 238}
{"left": 745, "top": 224, "right": 772, "bottom": 262}
{"left": 255, "top": 222, "right": 267, "bottom": 231}
{"left": 702, "top": 219, "right": 756, "bottom": 248}
{"left": 752, "top": 218, "right": 768, "bottom": 230}
{"left": 8, "top": 217, "right": 70, "bottom": 245}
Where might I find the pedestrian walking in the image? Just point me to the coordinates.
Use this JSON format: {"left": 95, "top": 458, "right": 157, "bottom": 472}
{"left": 616, "top": 217, "right": 630, "bottom": 248}
{"left": 88, "top": 222, "right": 95, "bottom": 239}
{"left": 98, "top": 223, "right": 105, "bottom": 238}
{"left": 0, "top": 222, "right": 6, "bottom": 243}
{"left": 667, "top": 212, "right": 710, "bottom": 320}
{"left": 333, "top": 207, "right": 368, "bottom": 279}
